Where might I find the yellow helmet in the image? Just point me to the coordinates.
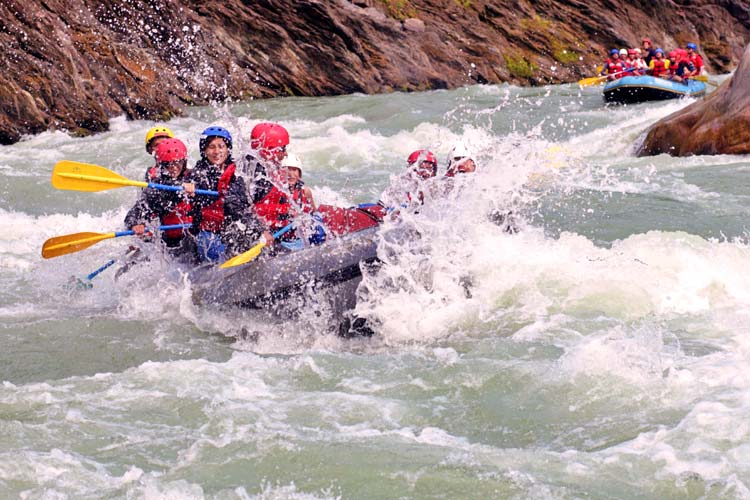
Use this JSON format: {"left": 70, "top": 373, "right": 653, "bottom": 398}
{"left": 145, "top": 126, "right": 174, "bottom": 153}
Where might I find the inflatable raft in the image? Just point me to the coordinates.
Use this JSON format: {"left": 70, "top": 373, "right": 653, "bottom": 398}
{"left": 189, "top": 204, "right": 386, "bottom": 313}
{"left": 603, "top": 75, "right": 706, "bottom": 104}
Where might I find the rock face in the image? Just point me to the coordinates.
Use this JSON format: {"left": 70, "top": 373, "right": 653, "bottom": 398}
{"left": 1, "top": 0, "right": 749, "bottom": 144}
{"left": 638, "top": 44, "right": 750, "bottom": 156}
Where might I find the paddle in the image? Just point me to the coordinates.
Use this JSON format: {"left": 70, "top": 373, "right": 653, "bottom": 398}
{"left": 220, "top": 223, "right": 295, "bottom": 269}
{"left": 84, "top": 259, "right": 117, "bottom": 281}
{"left": 578, "top": 67, "right": 635, "bottom": 88}
{"left": 42, "top": 224, "right": 190, "bottom": 259}
{"left": 687, "top": 74, "right": 708, "bottom": 82}
{"left": 52, "top": 161, "right": 218, "bottom": 196}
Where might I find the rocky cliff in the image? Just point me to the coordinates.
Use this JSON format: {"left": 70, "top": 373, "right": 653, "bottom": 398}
{"left": 637, "top": 43, "right": 750, "bottom": 156}
{"left": 1, "top": 0, "right": 749, "bottom": 144}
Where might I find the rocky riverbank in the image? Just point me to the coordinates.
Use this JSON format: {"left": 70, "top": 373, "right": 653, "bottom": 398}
{"left": 1, "top": 0, "right": 749, "bottom": 144}
{"left": 637, "top": 43, "right": 750, "bottom": 156}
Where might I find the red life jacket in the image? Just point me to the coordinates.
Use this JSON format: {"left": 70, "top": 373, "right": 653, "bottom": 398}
{"left": 161, "top": 200, "right": 192, "bottom": 238}
{"left": 147, "top": 167, "right": 192, "bottom": 239}
{"left": 689, "top": 53, "right": 703, "bottom": 72}
{"left": 606, "top": 59, "right": 625, "bottom": 78}
{"left": 651, "top": 58, "right": 669, "bottom": 77}
{"left": 200, "top": 163, "right": 236, "bottom": 233}
{"left": 254, "top": 185, "right": 292, "bottom": 231}
{"left": 291, "top": 182, "right": 313, "bottom": 214}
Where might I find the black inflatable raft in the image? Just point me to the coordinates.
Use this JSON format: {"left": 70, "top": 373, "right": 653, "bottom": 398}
{"left": 189, "top": 204, "right": 386, "bottom": 313}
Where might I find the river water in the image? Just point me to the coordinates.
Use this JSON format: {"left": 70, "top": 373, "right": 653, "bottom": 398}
{"left": 1, "top": 81, "right": 750, "bottom": 499}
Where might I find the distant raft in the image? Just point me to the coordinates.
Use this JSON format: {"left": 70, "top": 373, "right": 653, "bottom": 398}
{"left": 603, "top": 75, "right": 707, "bottom": 104}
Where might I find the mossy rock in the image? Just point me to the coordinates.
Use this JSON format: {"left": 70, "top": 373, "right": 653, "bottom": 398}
{"left": 505, "top": 54, "right": 537, "bottom": 78}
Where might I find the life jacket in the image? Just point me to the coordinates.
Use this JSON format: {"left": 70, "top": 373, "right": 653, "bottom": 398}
{"left": 290, "top": 181, "right": 313, "bottom": 214}
{"left": 162, "top": 200, "right": 192, "bottom": 238}
{"left": 606, "top": 59, "right": 625, "bottom": 78}
{"left": 147, "top": 167, "right": 192, "bottom": 239}
{"left": 650, "top": 58, "right": 669, "bottom": 77}
{"left": 689, "top": 53, "right": 703, "bottom": 72}
{"left": 199, "top": 163, "right": 236, "bottom": 233}
{"left": 254, "top": 185, "right": 292, "bottom": 231}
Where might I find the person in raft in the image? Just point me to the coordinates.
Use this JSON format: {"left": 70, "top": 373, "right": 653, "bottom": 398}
{"left": 641, "top": 38, "right": 656, "bottom": 66}
{"left": 124, "top": 138, "right": 194, "bottom": 257}
{"left": 668, "top": 49, "right": 696, "bottom": 83}
{"left": 648, "top": 48, "right": 670, "bottom": 78}
{"left": 378, "top": 149, "right": 439, "bottom": 212}
{"left": 143, "top": 125, "right": 174, "bottom": 181}
{"left": 242, "top": 122, "right": 303, "bottom": 243}
{"left": 601, "top": 49, "right": 627, "bottom": 80}
{"left": 686, "top": 42, "right": 704, "bottom": 75}
{"left": 189, "top": 126, "right": 271, "bottom": 263}
{"left": 278, "top": 152, "right": 326, "bottom": 249}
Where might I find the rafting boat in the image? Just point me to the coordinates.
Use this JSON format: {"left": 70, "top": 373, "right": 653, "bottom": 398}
{"left": 603, "top": 75, "right": 707, "bottom": 104}
{"left": 189, "top": 204, "right": 387, "bottom": 313}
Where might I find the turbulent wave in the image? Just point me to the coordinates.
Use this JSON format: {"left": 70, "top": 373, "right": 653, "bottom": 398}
{"left": 1, "top": 82, "right": 750, "bottom": 498}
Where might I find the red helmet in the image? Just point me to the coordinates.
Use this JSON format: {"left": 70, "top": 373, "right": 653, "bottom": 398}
{"left": 250, "top": 122, "right": 290, "bottom": 150}
{"left": 668, "top": 50, "right": 678, "bottom": 60}
{"left": 627, "top": 49, "right": 637, "bottom": 56}
{"left": 155, "top": 138, "right": 187, "bottom": 162}
{"left": 407, "top": 149, "right": 437, "bottom": 166}
{"left": 642, "top": 38, "right": 652, "bottom": 44}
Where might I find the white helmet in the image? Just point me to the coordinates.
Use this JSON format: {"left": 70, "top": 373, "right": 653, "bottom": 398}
{"left": 448, "top": 142, "right": 471, "bottom": 162}
{"left": 619, "top": 48, "right": 628, "bottom": 56}
{"left": 282, "top": 153, "right": 303, "bottom": 172}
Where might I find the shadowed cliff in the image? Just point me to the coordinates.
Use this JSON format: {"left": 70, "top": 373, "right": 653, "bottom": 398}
{"left": 1, "top": 0, "right": 749, "bottom": 144}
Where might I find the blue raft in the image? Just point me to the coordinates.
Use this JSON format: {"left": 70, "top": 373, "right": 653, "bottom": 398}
{"left": 603, "top": 75, "right": 707, "bottom": 104}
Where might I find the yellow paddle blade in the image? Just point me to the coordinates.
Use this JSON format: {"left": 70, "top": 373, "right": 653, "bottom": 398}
{"left": 578, "top": 75, "right": 605, "bottom": 88}
{"left": 220, "top": 241, "right": 266, "bottom": 269}
{"left": 52, "top": 161, "right": 147, "bottom": 192}
{"left": 688, "top": 74, "right": 708, "bottom": 82}
{"left": 42, "top": 232, "right": 116, "bottom": 259}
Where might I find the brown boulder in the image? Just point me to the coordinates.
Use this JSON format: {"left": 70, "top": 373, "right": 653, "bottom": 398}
{"left": 638, "top": 43, "right": 750, "bottom": 156}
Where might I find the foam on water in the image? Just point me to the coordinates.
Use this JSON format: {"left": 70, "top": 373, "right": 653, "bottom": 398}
{"left": 2, "top": 80, "right": 750, "bottom": 498}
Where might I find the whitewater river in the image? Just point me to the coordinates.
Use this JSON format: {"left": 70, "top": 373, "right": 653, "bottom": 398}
{"left": 1, "top": 80, "right": 750, "bottom": 499}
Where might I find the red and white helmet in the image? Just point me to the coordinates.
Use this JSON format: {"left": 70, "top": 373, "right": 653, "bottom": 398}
{"left": 407, "top": 149, "right": 437, "bottom": 166}
{"left": 407, "top": 149, "right": 438, "bottom": 179}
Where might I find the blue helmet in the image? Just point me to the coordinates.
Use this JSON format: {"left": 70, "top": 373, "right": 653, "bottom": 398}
{"left": 610, "top": 48, "right": 619, "bottom": 56}
{"left": 199, "top": 126, "right": 232, "bottom": 154}
{"left": 686, "top": 42, "right": 697, "bottom": 50}
{"left": 655, "top": 48, "right": 664, "bottom": 55}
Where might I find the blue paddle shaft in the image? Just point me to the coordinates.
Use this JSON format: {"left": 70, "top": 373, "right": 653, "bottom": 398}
{"left": 116, "top": 223, "right": 191, "bottom": 238}
{"left": 273, "top": 223, "right": 295, "bottom": 239}
{"left": 147, "top": 182, "right": 218, "bottom": 197}
{"left": 85, "top": 259, "right": 116, "bottom": 281}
